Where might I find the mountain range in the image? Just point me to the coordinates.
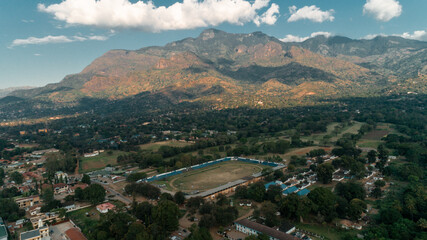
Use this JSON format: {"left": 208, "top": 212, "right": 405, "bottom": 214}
{"left": 7, "top": 29, "right": 427, "bottom": 109}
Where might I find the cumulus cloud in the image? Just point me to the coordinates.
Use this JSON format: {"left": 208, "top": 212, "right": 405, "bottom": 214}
{"left": 363, "top": 0, "right": 402, "bottom": 22}
{"left": 254, "top": 3, "right": 279, "bottom": 26}
{"left": 398, "top": 30, "right": 427, "bottom": 41}
{"left": 287, "top": 5, "right": 334, "bottom": 23}
{"left": 38, "top": 0, "right": 279, "bottom": 32}
{"left": 280, "top": 31, "right": 332, "bottom": 42}
{"left": 10, "top": 34, "right": 109, "bottom": 48}
{"left": 362, "top": 30, "right": 427, "bottom": 41}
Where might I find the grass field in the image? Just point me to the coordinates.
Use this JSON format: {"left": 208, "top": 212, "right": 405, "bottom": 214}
{"left": 301, "top": 121, "right": 364, "bottom": 145}
{"left": 154, "top": 161, "right": 269, "bottom": 193}
{"left": 140, "top": 140, "right": 194, "bottom": 151}
{"left": 80, "top": 150, "right": 125, "bottom": 173}
{"left": 357, "top": 123, "right": 396, "bottom": 150}
{"left": 295, "top": 222, "right": 358, "bottom": 240}
{"left": 67, "top": 207, "right": 99, "bottom": 235}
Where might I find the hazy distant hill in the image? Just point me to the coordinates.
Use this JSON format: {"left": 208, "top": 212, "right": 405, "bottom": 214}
{"left": 293, "top": 35, "right": 427, "bottom": 78}
{"left": 8, "top": 29, "right": 426, "bottom": 109}
{"left": 0, "top": 86, "right": 34, "bottom": 98}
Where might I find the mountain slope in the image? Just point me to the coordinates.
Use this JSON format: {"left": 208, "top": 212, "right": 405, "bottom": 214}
{"left": 294, "top": 35, "right": 427, "bottom": 78}
{"left": 8, "top": 29, "right": 425, "bottom": 109}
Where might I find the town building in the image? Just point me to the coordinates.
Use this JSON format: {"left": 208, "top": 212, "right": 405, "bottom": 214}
{"left": 234, "top": 219, "right": 298, "bottom": 240}
{"left": 65, "top": 228, "right": 88, "bottom": 240}
{"left": 30, "top": 212, "right": 62, "bottom": 229}
{"left": 53, "top": 183, "right": 69, "bottom": 194}
{"left": 96, "top": 202, "right": 115, "bottom": 213}
{"left": 20, "top": 226, "right": 49, "bottom": 240}
{"left": 15, "top": 195, "right": 40, "bottom": 208}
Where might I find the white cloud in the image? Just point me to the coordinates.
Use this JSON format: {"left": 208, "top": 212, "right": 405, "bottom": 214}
{"left": 10, "top": 35, "right": 109, "bottom": 48}
{"left": 38, "top": 0, "right": 279, "bottom": 32}
{"left": 280, "top": 31, "right": 332, "bottom": 42}
{"left": 362, "top": 30, "right": 427, "bottom": 41}
{"left": 397, "top": 30, "right": 427, "bottom": 41}
{"left": 363, "top": 0, "right": 402, "bottom": 22}
{"left": 287, "top": 5, "right": 334, "bottom": 23}
{"left": 254, "top": 3, "right": 279, "bottom": 26}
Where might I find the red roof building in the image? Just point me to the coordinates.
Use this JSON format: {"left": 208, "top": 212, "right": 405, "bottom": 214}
{"left": 96, "top": 202, "right": 115, "bottom": 213}
{"left": 65, "top": 228, "right": 88, "bottom": 240}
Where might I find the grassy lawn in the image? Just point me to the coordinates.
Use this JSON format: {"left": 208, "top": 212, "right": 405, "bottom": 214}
{"left": 140, "top": 140, "right": 194, "bottom": 151}
{"left": 154, "top": 161, "right": 269, "bottom": 193}
{"left": 357, "top": 139, "right": 382, "bottom": 149}
{"left": 67, "top": 207, "right": 99, "bottom": 235}
{"left": 295, "top": 222, "right": 358, "bottom": 240}
{"left": 236, "top": 205, "right": 252, "bottom": 218}
{"left": 80, "top": 150, "right": 125, "bottom": 173}
{"left": 301, "top": 121, "right": 364, "bottom": 145}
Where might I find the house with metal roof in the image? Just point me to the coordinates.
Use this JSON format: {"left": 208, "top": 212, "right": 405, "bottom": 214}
{"left": 282, "top": 186, "right": 298, "bottom": 195}
{"left": 296, "top": 188, "right": 310, "bottom": 196}
{"left": 20, "top": 226, "right": 49, "bottom": 240}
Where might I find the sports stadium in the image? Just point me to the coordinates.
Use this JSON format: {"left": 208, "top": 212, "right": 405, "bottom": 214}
{"left": 139, "top": 157, "right": 285, "bottom": 199}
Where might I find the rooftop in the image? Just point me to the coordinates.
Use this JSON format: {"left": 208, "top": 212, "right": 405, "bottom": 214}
{"left": 191, "top": 179, "right": 246, "bottom": 198}
{"left": 65, "top": 228, "right": 88, "bottom": 240}
{"left": 0, "top": 225, "right": 7, "bottom": 238}
{"left": 235, "top": 219, "right": 298, "bottom": 240}
{"left": 96, "top": 202, "right": 115, "bottom": 210}
{"left": 20, "top": 229, "right": 40, "bottom": 240}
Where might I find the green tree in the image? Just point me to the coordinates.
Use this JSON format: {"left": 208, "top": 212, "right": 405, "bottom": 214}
{"left": 74, "top": 187, "right": 84, "bottom": 200}
{"left": 235, "top": 186, "right": 248, "bottom": 199}
{"left": 174, "top": 191, "right": 186, "bottom": 205}
{"left": 82, "top": 174, "right": 91, "bottom": 184}
{"left": 126, "top": 172, "right": 147, "bottom": 182}
{"left": 152, "top": 200, "right": 179, "bottom": 232}
{"left": 335, "top": 181, "right": 366, "bottom": 201}
{"left": 248, "top": 182, "right": 265, "bottom": 202}
{"left": 307, "top": 187, "right": 337, "bottom": 222}
{"left": 347, "top": 199, "right": 367, "bottom": 220}
{"left": 186, "top": 225, "right": 212, "bottom": 240}
{"left": 316, "top": 163, "right": 334, "bottom": 184}
{"left": 279, "top": 194, "right": 312, "bottom": 222}
{"left": 83, "top": 184, "right": 106, "bottom": 204}
{"left": 10, "top": 171, "right": 23, "bottom": 184}
{"left": 367, "top": 150, "right": 377, "bottom": 163}
{"left": 370, "top": 187, "right": 382, "bottom": 198}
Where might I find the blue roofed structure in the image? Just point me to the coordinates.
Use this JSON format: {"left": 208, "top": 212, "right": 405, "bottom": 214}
{"left": 282, "top": 186, "right": 298, "bottom": 195}
{"left": 296, "top": 188, "right": 310, "bottom": 196}
{"left": 280, "top": 184, "right": 288, "bottom": 189}
{"left": 264, "top": 182, "right": 276, "bottom": 190}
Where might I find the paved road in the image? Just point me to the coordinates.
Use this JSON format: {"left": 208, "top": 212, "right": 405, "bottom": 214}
{"left": 93, "top": 179, "right": 132, "bottom": 204}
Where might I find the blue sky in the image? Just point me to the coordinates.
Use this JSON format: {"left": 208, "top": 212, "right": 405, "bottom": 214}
{"left": 1, "top": 0, "right": 426, "bottom": 89}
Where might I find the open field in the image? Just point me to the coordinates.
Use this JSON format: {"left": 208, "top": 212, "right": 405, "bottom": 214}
{"left": 140, "top": 140, "right": 194, "bottom": 151}
{"left": 283, "top": 146, "right": 333, "bottom": 159}
{"left": 154, "top": 161, "right": 268, "bottom": 193}
{"left": 80, "top": 150, "right": 125, "bottom": 173}
{"left": 357, "top": 123, "right": 397, "bottom": 150}
{"left": 295, "top": 222, "right": 358, "bottom": 240}
{"left": 301, "top": 121, "right": 364, "bottom": 145}
{"left": 66, "top": 207, "right": 99, "bottom": 235}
